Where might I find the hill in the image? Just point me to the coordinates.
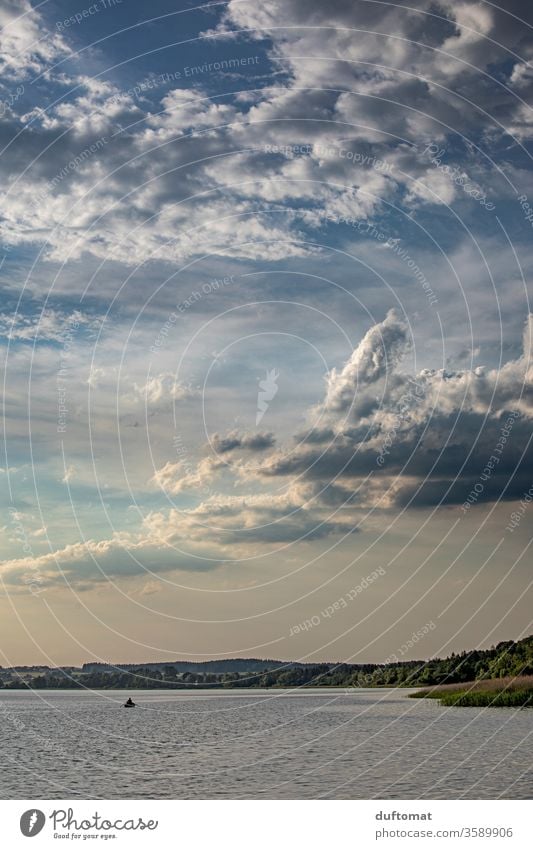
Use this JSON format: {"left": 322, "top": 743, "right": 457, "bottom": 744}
{"left": 2, "top": 635, "right": 531, "bottom": 691}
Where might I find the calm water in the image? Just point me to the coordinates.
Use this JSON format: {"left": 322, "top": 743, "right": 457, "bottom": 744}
{"left": 0, "top": 689, "right": 531, "bottom": 799}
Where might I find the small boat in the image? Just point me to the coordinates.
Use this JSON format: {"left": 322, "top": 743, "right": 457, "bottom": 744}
{"left": 123, "top": 699, "right": 136, "bottom": 708}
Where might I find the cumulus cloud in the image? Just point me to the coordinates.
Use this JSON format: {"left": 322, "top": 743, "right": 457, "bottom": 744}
{"left": 323, "top": 309, "right": 411, "bottom": 412}
{"left": 145, "top": 312, "right": 532, "bottom": 559}
{"left": 0, "top": 0, "right": 70, "bottom": 81}
{"left": 252, "top": 313, "right": 533, "bottom": 509}
{"left": 219, "top": 0, "right": 533, "bottom": 140}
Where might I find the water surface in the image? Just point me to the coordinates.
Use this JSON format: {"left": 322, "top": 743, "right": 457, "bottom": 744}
{"left": 0, "top": 689, "right": 531, "bottom": 799}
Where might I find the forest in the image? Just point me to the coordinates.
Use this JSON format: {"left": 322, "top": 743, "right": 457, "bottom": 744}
{"left": 1, "top": 635, "right": 531, "bottom": 691}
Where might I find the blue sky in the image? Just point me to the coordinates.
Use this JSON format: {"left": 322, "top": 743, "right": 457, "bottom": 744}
{"left": 0, "top": 0, "right": 531, "bottom": 665}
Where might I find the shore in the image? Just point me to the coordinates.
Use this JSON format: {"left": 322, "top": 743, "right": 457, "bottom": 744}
{"left": 409, "top": 675, "right": 533, "bottom": 707}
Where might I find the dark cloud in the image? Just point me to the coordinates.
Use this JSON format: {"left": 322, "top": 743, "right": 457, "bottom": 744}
{"left": 212, "top": 430, "right": 276, "bottom": 453}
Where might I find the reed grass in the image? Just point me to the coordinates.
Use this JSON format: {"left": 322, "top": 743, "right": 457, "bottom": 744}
{"left": 410, "top": 675, "right": 533, "bottom": 707}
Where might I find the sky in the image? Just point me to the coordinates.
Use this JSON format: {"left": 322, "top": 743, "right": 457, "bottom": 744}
{"left": 0, "top": 0, "right": 531, "bottom": 666}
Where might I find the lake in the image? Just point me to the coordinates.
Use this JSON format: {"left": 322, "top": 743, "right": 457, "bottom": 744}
{"left": 0, "top": 689, "right": 531, "bottom": 799}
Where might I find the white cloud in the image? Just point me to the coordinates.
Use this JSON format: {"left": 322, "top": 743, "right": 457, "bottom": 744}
{"left": 0, "top": 530, "right": 221, "bottom": 591}
{"left": 151, "top": 456, "right": 224, "bottom": 495}
{"left": 61, "top": 464, "right": 77, "bottom": 484}
{"left": 323, "top": 309, "right": 410, "bottom": 412}
{"left": 132, "top": 374, "right": 198, "bottom": 404}
{"left": 0, "top": 0, "right": 70, "bottom": 81}
{"left": 0, "top": 309, "right": 100, "bottom": 343}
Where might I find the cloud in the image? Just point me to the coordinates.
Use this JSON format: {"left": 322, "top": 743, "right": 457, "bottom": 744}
{"left": 3, "top": 312, "right": 530, "bottom": 590}
{"left": 143, "top": 484, "right": 354, "bottom": 548}
{"left": 0, "top": 478, "right": 351, "bottom": 591}
{"left": 212, "top": 429, "right": 276, "bottom": 453}
{"left": 61, "top": 464, "right": 77, "bottom": 485}
{"left": 323, "top": 309, "right": 410, "bottom": 412}
{"left": 144, "top": 310, "right": 531, "bottom": 553}
{"left": 0, "top": 527, "right": 221, "bottom": 592}
{"left": 0, "top": 0, "right": 529, "bottom": 274}
{"left": 150, "top": 456, "right": 224, "bottom": 495}
{"left": 150, "top": 434, "right": 274, "bottom": 498}
{"left": 1, "top": 2, "right": 533, "bottom": 597}
{"left": 132, "top": 374, "right": 198, "bottom": 404}
{"left": 139, "top": 311, "right": 533, "bottom": 560}
{"left": 252, "top": 313, "right": 533, "bottom": 509}
{"left": 0, "top": 0, "right": 70, "bottom": 81}
{"left": 0, "top": 309, "right": 100, "bottom": 343}
{"left": 220, "top": 0, "right": 533, "bottom": 130}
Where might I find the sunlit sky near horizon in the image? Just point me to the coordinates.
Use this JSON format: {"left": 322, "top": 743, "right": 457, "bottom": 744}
{"left": 0, "top": 0, "right": 531, "bottom": 666}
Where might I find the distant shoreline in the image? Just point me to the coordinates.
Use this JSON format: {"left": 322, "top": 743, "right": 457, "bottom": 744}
{"left": 1, "top": 684, "right": 409, "bottom": 691}
{"left": 4, "top": 680, "right": 532, "bottom": 707}
{"left": 2, "top": 635, "right": 530, "bottom": 700}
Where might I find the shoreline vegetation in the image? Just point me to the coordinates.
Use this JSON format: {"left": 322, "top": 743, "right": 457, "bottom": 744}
{"left": 409, "top": 675, "right": 533, "bottom": 707}
{"left": 1, "top": 636, "right": 531, "bottom": 706}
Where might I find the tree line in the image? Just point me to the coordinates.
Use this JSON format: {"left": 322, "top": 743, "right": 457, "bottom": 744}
{"left": 1, "top": 635, "right": 531, "bottom": 690}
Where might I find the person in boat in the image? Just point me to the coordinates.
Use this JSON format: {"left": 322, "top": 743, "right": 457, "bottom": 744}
{"left": 125, "top": 697, "right": 135, "bottom": 706}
